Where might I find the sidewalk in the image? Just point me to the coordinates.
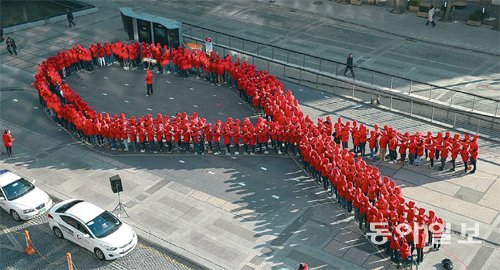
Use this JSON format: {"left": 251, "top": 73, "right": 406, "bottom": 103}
{"left": 258, "top": 0, "right": 500, "bottom": 55}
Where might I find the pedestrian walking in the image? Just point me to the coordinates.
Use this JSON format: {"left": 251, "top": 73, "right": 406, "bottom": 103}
{"left": 145, "top": 69, "right": 153, "bottom": 96}
{"left": 343, "top": 53, "right": 355, "bottom": 79}
{"left": 6, "top": 37, "right": 17, "bottom": 55}
{"left": 67, "top": 9, "right": 76, "bottom": 27}
{"left": 426, "top": 5, "right": 436, "bottom": 27}
{"left": 3, "top": 129, "right": 14, "bottom": 157}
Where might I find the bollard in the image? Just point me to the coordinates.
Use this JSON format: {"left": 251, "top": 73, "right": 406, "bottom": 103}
{"left": 24, "top": 230, "right": 36, "bottom": 255}
{"left": 66, "top": 253, "right": 74, "bottom": 270}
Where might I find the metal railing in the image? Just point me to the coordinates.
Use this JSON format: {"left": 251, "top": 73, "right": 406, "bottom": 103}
{"left": 182, "top": 34, "right": 500, "bottom": 142}
{"left": 182, "top": 22, "right": 500, "bottom": 119}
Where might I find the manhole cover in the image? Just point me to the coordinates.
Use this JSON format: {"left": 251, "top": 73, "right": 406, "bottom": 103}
{"left": 313, "top": 1, "right": 323, "bottom": 5}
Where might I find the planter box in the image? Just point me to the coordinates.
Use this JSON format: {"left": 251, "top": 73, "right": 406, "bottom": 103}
{"left": 350, "top": 0, "right": 362, "bottom": 5}
{"left": 467, "top": 19, "right": 481, "bottom": 26}
{"left": 409, "top": 5, "right": 419, "bottom": 12}
{"left": 416, "top": 11, "right": 428, "bottom": 17}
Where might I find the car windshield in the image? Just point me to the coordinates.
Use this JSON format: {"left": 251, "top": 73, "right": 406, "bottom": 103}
{"left": 2, "top": 178, "right": 35, "bottom": 201}
{"left": 86, "top": 211, "right": 122, "bottom": 238}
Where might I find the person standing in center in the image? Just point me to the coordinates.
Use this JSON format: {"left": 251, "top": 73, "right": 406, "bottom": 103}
{"left": 3, "top": 129, "right": 14, "bottom": 157}
{"left": 145, "top": 69, "right": 153, "bottom": 96}
{"left": 343, "top": 53, "right": 355, "bottom": 79}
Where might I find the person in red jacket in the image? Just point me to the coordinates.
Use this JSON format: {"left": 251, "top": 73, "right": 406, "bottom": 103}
{"left": 388, "top": 133, "right": 398, "bottom": 163}
{"left": 222, "top": 124, "right": 232, "bottom": 155}
{"left": 379, "top": 130, "right": 389, "bottom": 161}
{"left": 216, "top": 60, "right": 224, "bottom": 85}
{"left": 439, "top": 140, "right": 451, "bottom": 171}
{"left": 213, "top": 123, "right": 221, "bottom": 155}
{"left": 416, "top": 225, "right": 427, "bottom": 263}
{"left": 469, "top": 135, "right": 479, "bottom": 174}
{"left": 408, "top": 138, "right": 417, "bottom": 166}
{"left": 398, "top": 137, "right": 408, "bottom": 166}
{"left": 431, "top": 218, "right": 444, "bottom": 250}
{"left": 145, "top": 69, "right": 153, "bottom": 96}
{"left": 461, "top": 142, "right": 470, "bottom": 172}
{"left": 400, "top": 241, "right": 413, "bottom": 268}
{"left": 427, "top": 141, "right": 437, "bottom": 168}
{"left": 3, "top": 129, "right": 14, "bottom": 157}
{"left": 450, "top": 135, "right": 460, "bottom": 171}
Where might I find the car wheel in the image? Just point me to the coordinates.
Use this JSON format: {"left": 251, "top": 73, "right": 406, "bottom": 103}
{"left": 53, "top": 227, "right": 64, "bottom": 239}
{"left": 94, "top": 248, "right": 106, "bottom": 261}
{"left": 11, "top": 210, "right": 21, "bottom": 221}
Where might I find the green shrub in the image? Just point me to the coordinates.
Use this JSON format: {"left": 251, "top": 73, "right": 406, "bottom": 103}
{"left": 468, "top": 10, "right": 482, "bottom": 21}
{"left": 419, "top": 5, "right": 430, "bottom": 12}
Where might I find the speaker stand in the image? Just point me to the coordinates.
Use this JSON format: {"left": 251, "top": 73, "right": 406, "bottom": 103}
{"left": 112, "top": 192, "right": 130, "bottom": 218}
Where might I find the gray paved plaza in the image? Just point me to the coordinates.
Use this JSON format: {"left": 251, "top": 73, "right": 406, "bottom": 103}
{"left": 1, "top": 0, "right": 499, "bottom": 270}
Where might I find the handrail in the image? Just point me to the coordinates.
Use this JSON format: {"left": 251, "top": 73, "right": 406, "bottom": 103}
{"left": 184, "top": 33, "right": 493, "bottom": 120}
{"left": 182, "top": 22, "right": 500, "bottom": 104}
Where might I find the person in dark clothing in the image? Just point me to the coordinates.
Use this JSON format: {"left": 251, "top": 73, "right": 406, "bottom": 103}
{"left": 343, "top": 53, "right": 355, "bottom": 79}
{"left": 67, "top": 9, "right": 76, "bottom": 27}
{"left": 6, "top": 37, "right": 17, "bottom": 55}
{"left": 0, "top": 28, "right": 4, "bottom": 42}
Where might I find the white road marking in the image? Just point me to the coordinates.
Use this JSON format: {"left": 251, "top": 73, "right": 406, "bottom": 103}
{"left": 208, "top": 171, "right": 215, "bottom": 175}
{"left": 104, "top": 76, "right": 108, "bottom": 79}
{"left": 33, "top": 106, "right": 39, "bottom": 109}
{"left": 324, "top": 96, "right": 329, "bottom": 99}
{"left": 237, "top": 102, "right": 243, "bottom": 105}
{"left": 179, "top": 160, "right": 185, "bottom": 163}
{"left": 102, "top": 93, "right": 108, "bottom": 96}
{"left": 12, "top": 99, "right": 18, "bottom": 102}
{"left": 231, "top": 157, "right": 237, "bottom": 160}
{"left": 298, "top": 89, "right": 303, "bottom": 91}
{"left": 213, "top": 94, "right": 217, "bottom": 97}
{"left": 147, "top": 108, "right": 152, "bottom": 111}
{"left": 124, "top": 100, "right": 129, "bottom": 103}
{"left": 169, "top": 97, "right": 174, "bottom": 100}
{"left": 260, "top": 167, "right": 267, "bottom": 171}
{"left": 238, "top": 182, "right": 246, "bottom": 186}
{"left": 272, "top": 195, "right": 280, "bottom": 199}
{"left": 189, "top": 87, "right": 194, "bottom": 90}
{"left": 166, "top": 80, "right": 171, "bottom": 84}
{"left": 193, "top": 105, "right": 198, "bottom": 108}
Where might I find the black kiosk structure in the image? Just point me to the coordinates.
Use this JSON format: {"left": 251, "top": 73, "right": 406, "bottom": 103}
{"left": 119, "top": 7, "right": 182, "bottom": 48}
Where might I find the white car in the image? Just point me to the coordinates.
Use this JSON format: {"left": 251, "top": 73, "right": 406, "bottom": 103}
{"left": 48, "top": 199, "right": 138, "bottom": 261}
{"left": 0, "top": 169, "right": 53, "bottom": 221}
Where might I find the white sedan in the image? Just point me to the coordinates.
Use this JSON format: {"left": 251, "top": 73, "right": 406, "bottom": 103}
{"left": 48, "top": 199, "right": 138, "bottom": 260}
{"left": 0, "top": 169, "right": 53, "bottom": 221}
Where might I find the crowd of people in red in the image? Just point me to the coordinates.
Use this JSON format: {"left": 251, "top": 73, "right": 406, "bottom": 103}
{"left": 33, "top": 40, "right": 479, "bottom": 267}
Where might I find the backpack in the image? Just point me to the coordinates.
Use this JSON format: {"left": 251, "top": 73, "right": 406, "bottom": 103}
{"left": 441, "top": 258, "right": 454, "bottom": 270}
